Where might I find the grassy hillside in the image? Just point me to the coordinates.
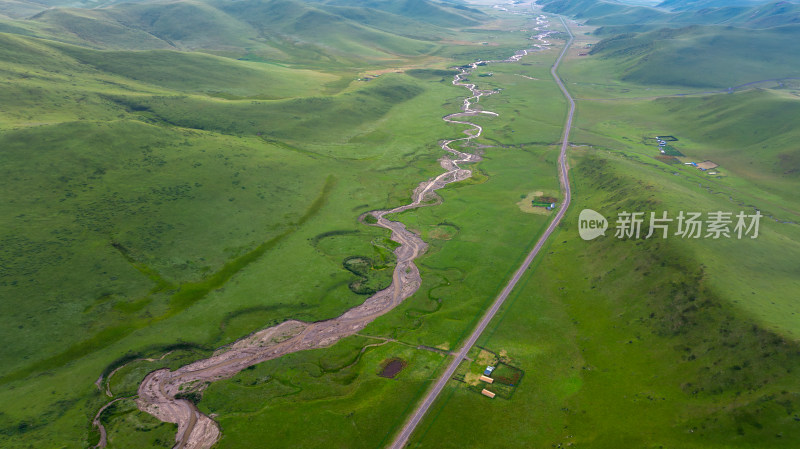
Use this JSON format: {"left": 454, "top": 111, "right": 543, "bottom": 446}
{"left": 643, "top": 90, "right": 800, "bottom": 196}
{"left": 410, "top": 147, "right": 800, "bottom": 448}
{"left": 0, "top": 4, "right": 565, "bottom": 445}
{"left": 538, "top": 0, "right": 671, "bottom": 24}
{"left": 2, "top": 1, "right": 798, "bottom": 448}
{"left": 55, "top": 45, "right": 337, "bottom": 98}
{"left": 0, "top": 32, "right": 335, "bottom": 110}
{"left": 0, "top": 30, "right": 362, "bottom": 383}
{"left": 108, "top": 74, "right": 426, "bottom": 146}
{"left": 657, "top": 0, "right": 791, "bottom": 11}
{"left": 571, "top": 89, "right": 800, "bottom": 216}
{"left": 104, "top": 0, "right": 259, "bottom": 50}
{"left": 0, "top": 0, "right": 48, "bottom": 19}
{"left": 561, "top": 45, "right": 800, "bottom": 336}
{"left": 407, "top": 15, "right": 800, "bottom": 447}
{"left": 214, "top": 0, "right": 445, "bottom": 62}
{"left": 2, "top": 0, "right": 479, "bottom": 66}
{"left": 588, "top": 24, "right": 800, "bottom": 88}
{"left": 539, "top": 0, "right": 800, "bottom": 27}
{"left": 29, "top": 8, "right": 174, "bottom": 50}
{"left": 316, "top": 0, "right": 486, "bottom": 27}
{"left": 0, "top": 2, "right": 557, "bottom": 446}
{"left": 155, "top": 39, "right": 567, "bottom": 449}
{"left": 742, "top": 1, "right": 800, "bottom": 27}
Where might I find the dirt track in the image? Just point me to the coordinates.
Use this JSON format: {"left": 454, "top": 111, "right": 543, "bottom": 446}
{"left": 92, "top": 13, "right": 554, "bottom": 449}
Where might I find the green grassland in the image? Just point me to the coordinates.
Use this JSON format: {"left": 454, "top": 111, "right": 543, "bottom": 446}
{"left": 53, "top": 46, "right": 338, "bottom": 98}
{"left": 3, "top": 0, "right": 538, "bottom": 71}
{"left": 370, "top": 141, "right": 559, "bottom": 349}
{"left": 119, "top": 30, "right": 570, "bottom": 449}
{"left": 0, "top": 2, "right": 568, "bottom": 447}
{"left": 97, "top": 398, "right": 177, "bottom": 448}
{"left": 538, "top": 0, "right": 800, "bottom": 28}
{"left": 556, "top": 23, "right": 800, "bottom": 99}
{"left": 571, "top": 90, "right": 800, "bottom": 218}
{"left": 199, "top": 336, "right": 447, "bottom": 449}
{"left": 454, "top": 52, "right": 568, "bottom": 146}
{"left": 558, "top": 14, "right": 800, "bottom": 336}
{"left": 0, "top": 73, "right": 449, "bottom": 445}
{"left": 4, "top": 0, "right": 489, "bottom": 68}
{"left": 409, "top": 147, "right": 800, "bottom": 449}
{"left": 567, "top": 95, "right": 800, "bottom": 339}
{"left": 588, "top": 24, "right": 800, "bottom": 88}
{"left": 406, "top": 12, "right": 800, "bottom": 446}
{"left": 3, "top": 0, "right": 799, "bottom": 447}
{"left": 657, "top": 0, "right": 771, "bottom": 10}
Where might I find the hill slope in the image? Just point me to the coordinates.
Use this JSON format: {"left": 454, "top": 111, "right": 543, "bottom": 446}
{"left": 0, "top": 0, "right": 486, "bottom": 66}
{"left": 0, "top": 12, "right": 465, "bottom": 445}
{"left": 589, "top": 24, "right": 800, "bottom": 87}
{"left": 656, "top": 0, "right": 794, "bottom": 10}
{"left": 539, "top": 0, "right": 800, "bottom": 28}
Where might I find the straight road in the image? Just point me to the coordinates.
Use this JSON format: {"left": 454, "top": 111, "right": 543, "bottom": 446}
{"left": 387, "top": 15, "right": 576, "bottom": 449}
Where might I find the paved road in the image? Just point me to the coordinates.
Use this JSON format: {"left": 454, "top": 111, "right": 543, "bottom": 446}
{"left": 387, "top": 15, "right": 576, "bottom": 449}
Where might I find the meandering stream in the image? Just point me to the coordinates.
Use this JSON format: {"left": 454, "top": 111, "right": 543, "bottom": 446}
{"left": 93, "top": 14, "right": 554, "bottom": 449}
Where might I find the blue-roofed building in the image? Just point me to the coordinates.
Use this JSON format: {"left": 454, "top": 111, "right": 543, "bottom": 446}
{"left": 483, "top": 365, "right": 495, "bottom": 376}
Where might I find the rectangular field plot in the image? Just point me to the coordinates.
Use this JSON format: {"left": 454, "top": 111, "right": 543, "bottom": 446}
{"left": 661, "top": 145, "right": 684, "bottom": 157}
{"left": 451, "top": 347, "right": 525, "bottom": 400}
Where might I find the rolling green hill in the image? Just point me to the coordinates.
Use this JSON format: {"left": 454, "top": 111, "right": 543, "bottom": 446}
{"left": 538, "top": 0, "right": 670, "bottom": 24}
{"left": 212, "top": 0, "right": 450, "bottom": 62}
{"left": 409, "top": 142, "right": 800, "bottom": 449}
{"left": 0, "top": 32, "right": 335, "bottom": 99}
{"left": 0, "top": 0, "right": 47, "bottom": 18}
{"left": 403, "top": 21, "right": 800, "bottom": 444}
{"left": 588, "top": 24, "right": 800, "bottom": 87}
{"left": 0, "top": 0, "right": 483, "bottom": 66}
{"left": 56, "top": 45, "right": 337, "bottom": 97}
{"left": 109, "top": 75, "right": 425, "bottom": 144}
{"left": 0, "top": 29, "right": 371, "bottom": 386}
{"left": 2, "top": 0, "right": 799, "bottom": 448}
{"left": 104, "top": 0, "right": 259, "bottom": 50}
{"left": 316, "top": 0, "right": 485, "bottom": 27}
{"left": 0, "top": 2, "right": 515, "bottom": 445}
{"left": 742, "top": 1, "right": 800, "bottom": 27}
{"left": 657, "top": 0, "right": 793, "bottom": 11}
{"left": 28, "top": 8, "right": 176, "bottom": 50}
{"left": 539, "top": 0, "right": 800, "bottom": 28}
{"left": 646, "top": 90, "right": 800, "bottom": 206}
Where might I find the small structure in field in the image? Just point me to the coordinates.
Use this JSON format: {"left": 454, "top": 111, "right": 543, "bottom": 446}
{"left": 696, "top": 160, "right": 719, "bottom": 171}
{"left": 532, "top": 195, "right": 557, "bottom": 210}
{"left": 457, "top": 347, "right": 526, "bottom": 400}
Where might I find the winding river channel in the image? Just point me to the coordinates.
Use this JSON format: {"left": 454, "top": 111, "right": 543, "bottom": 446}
{"left": 93, "top": 13, "right": 555, "bottom": 449}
